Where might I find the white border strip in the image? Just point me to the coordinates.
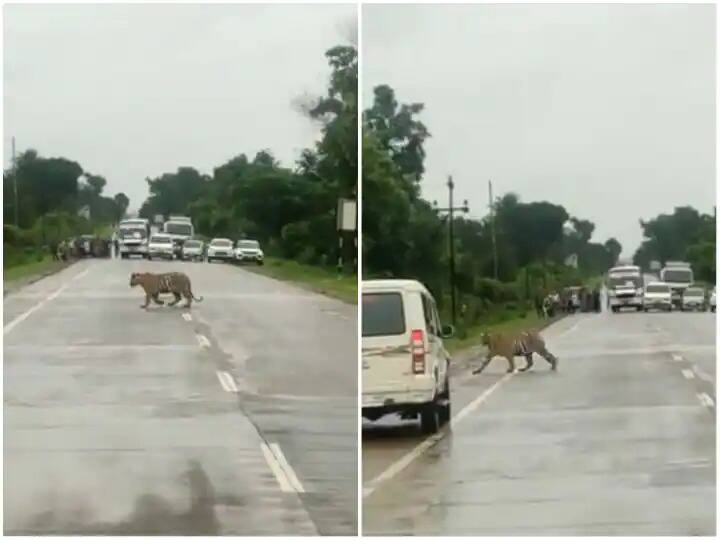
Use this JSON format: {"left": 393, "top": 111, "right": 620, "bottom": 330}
{"left": 4, "top": 267, "right": 90, "bottom": 334}
{"left": 270, "top": 443, "right": 305, "bottom": 493}
{"left": 261, "top": 442, "right": 294, "bottom": 493}
{"left": 363, "top": 371, "right": 514, "bottom": 498}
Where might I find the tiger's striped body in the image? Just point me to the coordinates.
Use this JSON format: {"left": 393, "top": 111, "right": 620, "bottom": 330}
{"left": 130, "top": 271, "right": 204, "bottom": 309}
{"left": 472, "top": 330, "right": 558, "bottom": 374}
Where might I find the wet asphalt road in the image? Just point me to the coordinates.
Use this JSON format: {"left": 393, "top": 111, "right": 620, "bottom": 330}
{"left": 4, "top": 257, "right": 357, "bottom": 535}
{"left": 362, "top": 308, "right": 715, "bottom": 535}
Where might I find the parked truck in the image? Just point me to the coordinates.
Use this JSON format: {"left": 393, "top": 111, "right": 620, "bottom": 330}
{"left": 660, "top": 261, "right": 694, "bottom": 308}
{"left": 163, "top": 216, "right": 194, "bottom": 257}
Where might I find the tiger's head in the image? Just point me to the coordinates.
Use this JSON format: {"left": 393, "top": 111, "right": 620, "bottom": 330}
{"left": 130, "top": 272, "right": 146, "bottom": 287}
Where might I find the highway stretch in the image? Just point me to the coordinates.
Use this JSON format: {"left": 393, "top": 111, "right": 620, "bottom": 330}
{"left": 4, "top": 258, "right": 357, "bottom": 535}
{"left": 362, "top": 306, "right": 716, "bottom": 535}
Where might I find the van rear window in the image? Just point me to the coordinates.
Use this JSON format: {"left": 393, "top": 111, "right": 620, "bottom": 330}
{"left": 362, "top": 293, "right": 405, "bottom": 337}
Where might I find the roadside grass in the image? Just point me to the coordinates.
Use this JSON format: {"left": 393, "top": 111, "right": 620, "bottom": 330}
{"left": 445, "top": 309, "right": 555, "bottom": 355}
{"left": 243, "top": 257, "right": 357, "bottom": 304}
{"left": 4, "top": 255, "right": 69, "bottom": 285}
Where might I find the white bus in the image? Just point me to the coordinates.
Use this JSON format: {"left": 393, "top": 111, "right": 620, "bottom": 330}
{"left": 607, "top": 265, "right": 643, "bottom": 312}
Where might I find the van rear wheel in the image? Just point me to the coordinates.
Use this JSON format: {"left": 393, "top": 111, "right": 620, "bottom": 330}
{"left": 438, "top": 379, "right": 451, "bottom": 425}
{"left": 420, "top": 404, "right": 440, "bottom": 434}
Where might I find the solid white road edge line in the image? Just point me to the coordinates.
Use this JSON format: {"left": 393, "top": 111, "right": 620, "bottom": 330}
{"left": 261, "top": 442, "right": 294, "bottom": 493}
{"left": 363, "top": 371, "right": 514, "bottom": 498}
{"left": 270, "top": 443, "right": 305, "bottom": 493}
{"left": 4, "top": 267, "right": 90, "bottom": 334}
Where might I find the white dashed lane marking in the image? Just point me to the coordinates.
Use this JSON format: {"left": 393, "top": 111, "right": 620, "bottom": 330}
{"left": 692, "top": 365, "right": 715, "bottom": 384}
{"left": 196, "top": 334, "right": 211, "bottom": 348}
{"left": 672, "top": 354, "right": 684, "bottom": 362}
{"left": 697, "top": 393, "right": 715, "bottom": 408}
{"left": 182, "top": 313, "right": 192, "bottom": 322}
{"left": 682, "top": 369, "right": 695, "bottom": 379}
{"left": 216, "top": 371, "right": 238, "bottom": 393}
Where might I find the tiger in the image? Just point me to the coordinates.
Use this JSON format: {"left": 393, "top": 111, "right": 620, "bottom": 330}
{"left": 472, "top": 330, "right": 558, "bottom": 374}
{"left": 129, "top": 271, "right": 204, "bottom": 309}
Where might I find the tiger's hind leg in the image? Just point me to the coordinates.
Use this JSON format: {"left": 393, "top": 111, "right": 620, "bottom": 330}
{"left": 168, "top": 292, "right": 181, "bottom": 307}
{"left": 519, "top": 353, "right": 534, "bottom": 372}
{"left": 182, "top": 290, "right": 192, "bottom": 308}
{"left": 152, "top": 293, "right": 165, "bottom": 306}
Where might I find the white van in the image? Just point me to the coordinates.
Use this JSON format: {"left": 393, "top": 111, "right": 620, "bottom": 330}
{"left": 362, "top": 279, "right": 453, "bottom": 434}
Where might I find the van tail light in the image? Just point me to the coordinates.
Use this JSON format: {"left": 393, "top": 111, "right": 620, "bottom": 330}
{"left": 411, "top": 329, "right": 426, "bottom": 374}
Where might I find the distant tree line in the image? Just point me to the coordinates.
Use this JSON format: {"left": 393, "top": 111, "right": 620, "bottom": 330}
{"left": 362, "top": 83, "right": 623, "bottom": 325}
{"left": 3, "top": 149, "right": 130, "bottom": 267}
{"left": 137, "top": 43, "right": 358, "bottom": 269}
{"left": 633, "top": 206, "right": 716, "bottom": 284}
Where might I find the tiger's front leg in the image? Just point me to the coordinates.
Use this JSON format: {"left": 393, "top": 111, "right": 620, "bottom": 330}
{"left": 141, "top": 293, "right": 150, "bottom": 309}
{"left": 152, "top": 293, "right": 165, "bottom": 305}
{"left": 472, "top": 355, "right": 492, "bottom": 375}
{"left": 168, "top": 292, "right": 181, "bottom": 307}
{"left": 504, "top": 354, "right": 516, "bottom": 373}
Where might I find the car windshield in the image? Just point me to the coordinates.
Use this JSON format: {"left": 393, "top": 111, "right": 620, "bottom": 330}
{"left": 120, "top": 228, "right": 146, "bottom": 239}
{"left": 685, "top": 288, "right": 704, "bottom": 297}
{"left": 151, "top": 236, "right": 172, "bottom": 244}
{"left": 237, "top": 240, "right": 260, "bottom": 249}
{"left": 184, "top": 241, "right": 201, "bottom": 248}
{"left": 608, "top": 275, "right": 642, "bottom": 288}
{"left": 362, "top": 293, "right": 405, "bottom": 337}
{"left": 165, "top": 223, "right": 192, "bottom": 236}
{"left": 646, "top": 285, "right": 669, "bottom": 294}
{"left": 663, "top": 269, "right": 693, "bottom": 283}
{"left": 211, "top": 240, "right": 232, "bottom": 247}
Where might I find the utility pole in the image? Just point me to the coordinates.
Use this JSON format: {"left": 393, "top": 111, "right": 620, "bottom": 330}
{"left": 12, "top": 136, "right": 19, "bottom": 227}
{"left": 434, "top": 175, "right": 469, "bottom": 326}
{"left": 489, "top": 180, "right": 498, "bottom": 280}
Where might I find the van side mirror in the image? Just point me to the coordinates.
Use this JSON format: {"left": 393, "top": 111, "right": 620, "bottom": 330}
{"left": 441, "top": 325, "right": 455, "bottom": 339}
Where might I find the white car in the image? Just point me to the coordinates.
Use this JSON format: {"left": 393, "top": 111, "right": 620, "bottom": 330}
{"left": 207, "top": 238, "right": 234, "bottom": 263}
{"left": 234, "top": 239, "right": 264, "bottom": 265}
{"left": 362, "top": 279, "right": 453, "bottom": 434}
{"left": 147, "top": 234, "right": 175, "bottom": 260}
{"left": 681, "top": 287, "right": 707, "bottom": 312}
{"left": 643, "top": 282, "right": 672, "bottom": 312}
{"left": 710, "top": 288, "right": 716, "bottom": 313}
{"left": 181, "top": 239, "right": 205, "bottom": 261}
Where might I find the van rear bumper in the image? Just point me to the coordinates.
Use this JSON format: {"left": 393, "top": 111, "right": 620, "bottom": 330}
{"left": 362, "top": 388, "right": 435, "bottom": 410}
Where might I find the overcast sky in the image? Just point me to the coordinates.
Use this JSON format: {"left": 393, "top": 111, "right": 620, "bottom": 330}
{"left": 363, "top": 4, "right": 716, "bottom": 256}
{"left": 4, "top": 3, "right": 355, "bottom": 212}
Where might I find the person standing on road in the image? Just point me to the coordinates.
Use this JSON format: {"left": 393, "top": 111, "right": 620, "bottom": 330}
{"left": 534, "top": 292, "right": 544, "bottom": 318}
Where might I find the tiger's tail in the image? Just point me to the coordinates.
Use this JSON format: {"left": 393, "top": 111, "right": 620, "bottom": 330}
{"left": 191, "top": 291, "right": 204, "bottom": 303}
